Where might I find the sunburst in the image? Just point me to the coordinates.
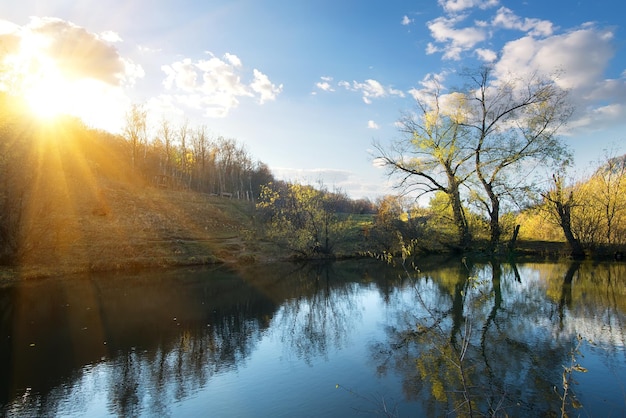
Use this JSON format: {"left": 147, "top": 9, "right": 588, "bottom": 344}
{"left": 3, "top": 31, "right": 124, "bottom": 129}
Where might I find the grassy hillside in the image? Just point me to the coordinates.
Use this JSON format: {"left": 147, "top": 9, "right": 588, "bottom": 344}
{"left": 5, "top": 180, "right": 277, "bottom": 279}
{"left": 0, "top": 115, "right": 283, "bottom": 279}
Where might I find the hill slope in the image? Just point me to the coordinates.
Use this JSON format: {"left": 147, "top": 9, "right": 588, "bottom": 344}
{"left": 10, "top": 180, "right": 269, "bottom": 278}
{"left": 0, "top": 116, "right": 273, "bottom": 279}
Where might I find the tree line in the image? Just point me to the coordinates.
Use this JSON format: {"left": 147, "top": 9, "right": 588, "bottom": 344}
{"left": 123, "top": 103, "right": 273, "bottom": 200}
{"left": 524, "top": 153, "right": 626, "bottom": 256}
{"left": 249, "top": 65, "right": 625, "bottom": 260}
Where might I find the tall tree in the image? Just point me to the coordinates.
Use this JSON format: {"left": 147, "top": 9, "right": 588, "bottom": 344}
{"left": 123, "top": 104, "right": 148, "bottom": 171}
{"left": 177, "top": 120, "right": 190, "bottom": 186}
{"left": 593, "top": 153, "right": 626, "bottom": 245}
{"left": 191, "top": 125, "right": 210, "bottom": 191}
{"left": 157, "top": 117, "right": 175, "bottom": 177}
{"left": 462, "top": 67, "right": 572, "bottom": 252}
{"left": 374, "top": 80, "right": 474, "bottom": 248}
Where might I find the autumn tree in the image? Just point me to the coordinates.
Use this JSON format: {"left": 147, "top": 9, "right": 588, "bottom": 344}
{"left": 369, "top": 195, "right": 408, "bottom": 253}
{"left": 461, "top": 66, "right": 572, "bottom": 252}
{"left": 123, "top": 103, "right": 148, "bottom": 171}
{"left": 256, "top": 182, "right": 346, "bottom": 256}
{"left": 541, "top": 174, "right": 585, "bottom": 258}
{"left": 590, "top": 153, "right": 626, "bottom": 245}
{"left": 374, "top": 79, "right": 474, "bottom": 248}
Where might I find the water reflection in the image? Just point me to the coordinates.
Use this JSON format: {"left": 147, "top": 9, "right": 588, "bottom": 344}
{"left": 0, "top": 259, "right": 625, "bottom": 417}
{"left": 371, "top": 259, "right": 626, "bottom": 416}
{"left": 0, "top": 266, "right": 280, "bottom": 416}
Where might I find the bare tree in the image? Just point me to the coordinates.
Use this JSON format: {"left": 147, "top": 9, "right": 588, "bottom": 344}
{"left": 462, "top": 66, "right": 572, "bottom": 251}
{"left": 123, "top": 104, "right": 148, "bottom": 171}
{"left": 593, "top": 152, "right": 626, "bottom": 245}
{"left": 191, "top": 125, "right": 211, "bottom": 191}
{"left": 157, "top": 118, "right": 175, "bottom": 177}
{"left": 374, "top": 80, "right": 475, "bottom": 248}
{"left": 542, "top": 174, "right": 585, "bottom": 258}
{"left": 177, "top": 120, "right": 190, "bottom": 187}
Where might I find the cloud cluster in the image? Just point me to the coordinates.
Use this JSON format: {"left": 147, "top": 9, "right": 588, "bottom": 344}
{"left": 427, "top": 5, "right": 556, "bottom": 61}
{"left": 0, "top": 17, "right": 141, "bottom": 87}
{"left": 425, "top": 2, "right": 626, "bottom": 134}
{"left": 367, "top": 120, "right": 380, "bottom": 130}
{"left": 491, "top": 7, "right": 553, "bottom": 37}
{"left": 401, "top": 15, "right": 413, "bottom": 26}
{"left": 426, "top": 15, "right": 488, "bottom": 60}
{"left": 161, "top": 52, "right": 283, "bottom": 117}
{"left": 315, "top": 77, "right": 404, "bottom": 104}
{"left": 438, "top": 0, "right": 499, "bottom": 14}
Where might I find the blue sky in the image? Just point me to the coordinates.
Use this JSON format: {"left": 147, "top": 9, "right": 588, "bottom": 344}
{"left": 1, "top": 0, "right": 625, "bottom": 199}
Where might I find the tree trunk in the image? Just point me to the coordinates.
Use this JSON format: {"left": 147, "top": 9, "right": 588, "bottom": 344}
{"left": 507, "top": 224, "right": 521, "bottom": 252}
{"left": 560, "top": 215, "right": 585, "bottom": 259}
{"left": 449, "top": 179, "right": 471, "bottom": 248}
{"left": 551, "top": 183, "right": 585, "bottom": 259}
{"left": 488, "top": 195, "right": 501, "bottom": 253}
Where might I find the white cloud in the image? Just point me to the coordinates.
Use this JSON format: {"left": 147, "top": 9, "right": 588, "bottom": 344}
{"left": 99, "top": 30, "right": 122, "bottom": 43}
{"left": 161, "top": 52, "right": 282, "bottom": 117}
{"left": 0, "top": 19, "right": 19, "bottom": 34}
{"left": 494, "top": 27, "right": 615, "bottom": 89}
{"left": 223, "top": 52, "right": 242, "bottom": 67}
{"left": 428, "top": 3, "right": 556, "bottom": 61}
{"left": 316, "top": 81, "right": 334, "bottom": 91}
{"left": 475, "top": 47, "right": 497, "bottom": 62}
{"left": 427, "top": 15, "right": 487, "bottom": 60}
{"left": 4, "top": 17, "right": 141, "bottom": 86}
{"left": 438, "top": 0, "right": 499, "bottom": 14}
{"left": 162, "top": 59, "right": 198, "bottom": 91}
{"left": 250, "top": 68, "right": 283, "bottom": 104}
{"left": 492, "top": 25, "right": 626, "bottom": 133}
{"left": 367, "top": 120, "right": 380, "bottom": 129}
{"left": 408, "top": 72, "right": 449, "bottom": 102}
{"left": 340, "top": 78, "right": 405, "bottom": 104}
{"left": 315, "top": 76, "right": 335, "bottom": 92}
{"left": 492, "top": 7, "right": 553, "bottom": 37}
{"left": 401, "top": 15, "right": 413, "bottom": 26}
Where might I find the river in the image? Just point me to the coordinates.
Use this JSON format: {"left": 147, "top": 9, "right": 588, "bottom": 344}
{"left": 1, "top": 258, "right": 625, "bottom": 417}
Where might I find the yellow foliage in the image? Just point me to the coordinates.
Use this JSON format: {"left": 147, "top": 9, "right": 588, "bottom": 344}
{"left": 432, "top": 379, "right": 447, "bottom": 402}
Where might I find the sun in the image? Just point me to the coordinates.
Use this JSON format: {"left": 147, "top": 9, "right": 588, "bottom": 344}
{"left": 23, "top": 69, "right": 70, "bottom": 120}
{"left": 4, "top": 34, "right": 125, "bottom": 130}
{"left": 19, "top": 61, "right": 126, "bottom": 130}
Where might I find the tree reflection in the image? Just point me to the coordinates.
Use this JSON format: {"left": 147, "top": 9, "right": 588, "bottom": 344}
{"left": 0, "top": 261, "right": 377, "bottom": 417}
{"left": 0, "top": 266, "right": 278, "bottom": 417}
{"left": 270, "top": 261, "right": 363, "bottom": 364}
{"left": 2, "top": 260, "right": 625, "bottom": 416}
{"left": 370, "top": 259, "right": 620, "bottom": 416}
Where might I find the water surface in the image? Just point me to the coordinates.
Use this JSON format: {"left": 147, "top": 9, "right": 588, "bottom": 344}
{"left": 1, "top": 259, "right": 625, "bottom": 416}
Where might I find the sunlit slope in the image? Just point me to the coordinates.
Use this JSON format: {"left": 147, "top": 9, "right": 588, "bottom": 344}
{"left": 0, "top": 113, "right": 260, "bottom": 276}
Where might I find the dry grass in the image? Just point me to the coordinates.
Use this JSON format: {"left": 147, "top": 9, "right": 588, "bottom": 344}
{"left": 2, "top": 161, "right": 280, "bottom": 280}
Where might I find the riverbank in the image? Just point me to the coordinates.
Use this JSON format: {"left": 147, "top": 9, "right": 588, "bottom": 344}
{"left": 0, "top": 178, "right": 587, "bottom": 282}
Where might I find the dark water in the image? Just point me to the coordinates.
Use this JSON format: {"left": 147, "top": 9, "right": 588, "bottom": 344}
{"left": 1, "top": 258, "right": 625, "bottom": 417}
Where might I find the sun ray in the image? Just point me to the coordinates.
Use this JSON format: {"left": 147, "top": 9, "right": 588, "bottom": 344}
{"left": 1, "top": 29, "right": 126, "bottom": 130}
